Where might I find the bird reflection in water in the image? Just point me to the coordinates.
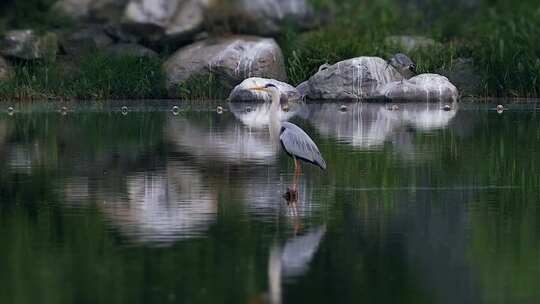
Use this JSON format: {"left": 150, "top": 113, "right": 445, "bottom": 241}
{"left": 259, "top": 225, "right": 327, "bottom": 304}
{"left": 249, "top": 84, "right": 327, "bottom": 200}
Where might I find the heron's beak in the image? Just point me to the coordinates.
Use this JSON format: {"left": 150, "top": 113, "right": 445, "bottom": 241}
{"left": 250, "top": 86, "right": 267, "bottom": 92}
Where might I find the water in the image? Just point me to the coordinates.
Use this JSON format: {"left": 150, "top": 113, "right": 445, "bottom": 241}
{"left": 0, "top": 101, "right": 539, "bottom": 304}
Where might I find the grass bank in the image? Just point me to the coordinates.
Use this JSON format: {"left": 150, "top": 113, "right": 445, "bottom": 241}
{"left": 1, "top": 0, "right": 539, "bottom": 100}
{"left": 280, "top": 0, "right": 540, "bottom": 97}
{"left": 0, "top": 54, "right": 166, "bottom": 101}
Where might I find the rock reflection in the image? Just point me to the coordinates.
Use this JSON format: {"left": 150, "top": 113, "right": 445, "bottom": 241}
{"left": 166, "top": 115, "right": 278, "bottom": 165}
{"left": 306, "top": 102, "right": 458, "bottom": 149}
{"left": 268, "top": 225, "right": 327, "bottom": 304}
{"left": 99, "top": 161, "right": 217, "bottom": 246}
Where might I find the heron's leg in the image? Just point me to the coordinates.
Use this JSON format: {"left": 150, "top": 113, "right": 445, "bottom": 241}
{"left": 293, "top": 158, "right": 301, "bottom": 191}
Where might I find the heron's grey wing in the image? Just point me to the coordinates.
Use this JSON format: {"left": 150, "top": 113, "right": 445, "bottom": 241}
{"left": 280, "top": 122, "right": 326, "bottom": 170}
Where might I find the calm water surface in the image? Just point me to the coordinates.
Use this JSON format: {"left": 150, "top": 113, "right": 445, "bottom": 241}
{"left": 0, "top": 101, "right": 539, "bottom": 304}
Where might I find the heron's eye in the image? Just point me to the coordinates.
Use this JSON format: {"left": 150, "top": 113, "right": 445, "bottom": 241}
{"left": 265, "top": 84, "right": 277, "bottom": 88}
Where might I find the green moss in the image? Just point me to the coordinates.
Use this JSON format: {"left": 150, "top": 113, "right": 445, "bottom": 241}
{"left": 1, "top": 0, "right": 540, "bottom": 99}
{"left": 0, "top": 53, "right": 166, "bottom": 101}
{"left": 0, "top": 0, "right": 73, "bottom": 32}
{"left": 289, "top": 0, "right": 540, "bottom": 97}
{"left": 173, "top": 74, "right": 230, "bottom": 101}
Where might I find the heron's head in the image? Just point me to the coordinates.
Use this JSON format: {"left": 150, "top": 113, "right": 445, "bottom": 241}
{"left": 250, "top": 83, "right": 278, "bottom": 93}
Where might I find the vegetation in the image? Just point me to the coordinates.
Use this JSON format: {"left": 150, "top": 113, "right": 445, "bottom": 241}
{"left": 281, "top": 0, "right": 540, "bottom": 97}
{"left": 0, "top": 53, "right": 166, "bottom": 101}
{"left": 1, "top": 0, "right": 540, "bottom": 100}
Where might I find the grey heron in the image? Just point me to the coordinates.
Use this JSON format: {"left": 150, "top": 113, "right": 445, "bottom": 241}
{"left": 387, "top": 53, "right": 417, "bottom": 81}
{"left": 250, "top": 83, "right": 326, "bottom": 197}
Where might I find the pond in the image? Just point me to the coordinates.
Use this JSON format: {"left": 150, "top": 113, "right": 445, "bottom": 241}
{"left": 0, "top": 101, "right": 539, "bottom": 304}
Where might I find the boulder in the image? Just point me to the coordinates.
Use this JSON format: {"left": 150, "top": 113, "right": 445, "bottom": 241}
{"left": 163, "top": 36, "right": 287, "bottom": 96}
{"left": 104, "top": 43, "right": 158, "bottom": 58}
{"left": 228, "top": 77, "right": 301, "bottom": 102}
{"left": 437, "top": 58, "right": 482, "bottom": 96}
{"left": 385, "top": 35, "right": 439, "bottom": 52}
{"left": 304, "top": 57, "right": 402, "bottom": 100}
{"left": 51, "top": 0, "right": 93, "bottom": 19}
{"left": 0, "top": 30, "right": 59, "bottom": 60}
{"left": 0, "top": 56, "right": 13, "bottom": 81}
{"left": 60, "top": 25, "right": 114, "bottom": 56}
{"left": 376, "top": 74, "right": 459, "bottom": 102}
{"left": 205, "top": 0, "right": 317, "bottom": 36}
{"left": 122, "top": 0, "right": 204, "bottom": 46}
{"left": 52, "top": 0, "right": 128, "bottom": 21}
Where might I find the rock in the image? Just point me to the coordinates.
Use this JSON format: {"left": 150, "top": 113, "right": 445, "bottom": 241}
{"left": 52, "top": 0, "right": 128, "bottom": 20}
{"left": 376, "top": 74, "right": 459, "bottom": 102}
{"left": 104, "top": 24, "right": 141, "bottom": 43}
{"left": 60, "top": 25, "right": 114, "bottom": 56}
{"left": 122, "top": 0, "right": 204, "bottom": 46}
{"left": 437, "top": 58, "right": 482, "bottom": 96}
{"left": 385, "top": 35, "right": 439, "bottom": 52}
{"left": 163, "top": 36, "right": 287, "bottom": 96}
{"left": 104, "top": 43, "right": 158, "bottom": 58}
{"left": 0, "top": 56, "right": 13, "bottom": 81}
{"left": 91, "top": 0, "right": 129, "bottom": 20}
{"left": 51, "top": 0, "right": 93, "bottom": 19}
{"left": 304, "top": 57, "right": 402, "bottom": 100}
{"left": 205, "top": 0, "right": 317, "bottom": 36}
{"left": 0, "top": 30, "right": 59, "bottom": 60}
{"left": 228, "top": 77, "right": 301, "bottom": 102}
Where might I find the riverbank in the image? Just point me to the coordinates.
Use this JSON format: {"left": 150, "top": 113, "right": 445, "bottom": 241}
{"left": 0, "top": 0, "right": 539, "bottom": 101}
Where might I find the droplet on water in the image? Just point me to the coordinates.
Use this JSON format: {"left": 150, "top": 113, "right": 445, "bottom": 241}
{"left": 60, "top": 106, "right": 68, "bottom": 115}
{"left": 496, "top": 104, "right": 505, "bottom": 113}
{"left": 339, "top": 105, "right": 348, "bottom": 112}
{"left": 121, "top": 106, "right": 128, "bottom": 116}
{"left": 443, "top": 104, "right": 452, "bottom": 111}
{"left": 387, "top": 104, "right": 399, "bottom": 111}
{"left": 216, "top": 106, "right": 223, "bottom": 114}
{"left": 171, "top": 106, "right": 180, "bottom": 116}
{"left": 245, "top": 106, "right": 252, "bottom": 113}
{"left": 7, "top": 107, "right": 14, "bottom": 116}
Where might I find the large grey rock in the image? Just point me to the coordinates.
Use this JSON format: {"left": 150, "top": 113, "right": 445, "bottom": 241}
{"left": 305, "top": 57, "right": 402, "bottom": 100}
{"left": 385, "top": 35, "right": 440, "bottom": 52}
{"left": 0, "top": 56, "right": 13, "bottom": 81}
{"left": 163, "top": 36, "right": 287, "bottom": 96}
{"left": 0, "top": 30, "right": 59, "bottom": 60}
{"left": 60, "top": 25, "right": 114, "bottom": 56}
{"left": 122, "top": 0, "right": 204, "bottom": 45}
{"left": 205, "top": 0, "right": 317, "bottom": 36}
{"left": 104, "top": 43, "right": 158, "bottom": 58}
{"left": 437, "top": 58, "right": 482, "bottom": 96}
{"left": 228, "top": 77, "right": 301, "bottom": 102}
{"left": 376, "top": 74, "right": 459, "bottom": 102}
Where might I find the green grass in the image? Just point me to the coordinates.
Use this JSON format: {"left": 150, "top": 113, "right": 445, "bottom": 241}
{"left": 173, "top": 74, "right": 231, "bottom": 101}
{"left": 281, "top": 0, "right": 540, "bottom": 97}
{"left": 0, "top": 53, "right": 166, "bottom": 101}
{"left": 1, "top": 0, "right": 540, "bottom": 100}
